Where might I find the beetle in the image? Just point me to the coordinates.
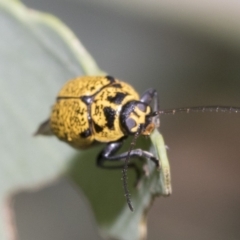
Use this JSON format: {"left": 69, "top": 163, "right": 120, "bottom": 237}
{"left": 36, "top": 75, "right": 240, "bottom": 211}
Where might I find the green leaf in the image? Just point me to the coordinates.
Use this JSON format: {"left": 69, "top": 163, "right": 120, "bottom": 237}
{"left": 0, "top": 0, "right": 171, "bottom": 239}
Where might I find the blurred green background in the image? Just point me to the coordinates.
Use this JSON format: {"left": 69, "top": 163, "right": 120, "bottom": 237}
{"left": 16, "top": 0, "right": 240, "bottom": 239}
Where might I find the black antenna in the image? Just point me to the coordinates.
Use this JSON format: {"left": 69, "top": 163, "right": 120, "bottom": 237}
{"left": 151, "top": 106, "right": 240, "bottom": 116}
{"left": 122, "top": 126, "right": 141, "bottom": 212}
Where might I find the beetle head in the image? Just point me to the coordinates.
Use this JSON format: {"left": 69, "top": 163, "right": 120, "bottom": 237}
{"left": 121, "top": 101, "right": 155, "bottom": 136}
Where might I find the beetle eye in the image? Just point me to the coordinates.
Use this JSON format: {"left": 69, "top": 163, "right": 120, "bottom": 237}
{"left": 125, "top": 118, "right": 136, "bottom": 132}
{"left": 137, "top": 102, "right": 147, "bottom": 112}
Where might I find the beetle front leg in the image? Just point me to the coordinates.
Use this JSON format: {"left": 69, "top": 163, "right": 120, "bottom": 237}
{"left": 97, "top": 140, "right": 160, "bottom": 183}
{"left": 97, "top": 141, "right": 142, "bottom": 185}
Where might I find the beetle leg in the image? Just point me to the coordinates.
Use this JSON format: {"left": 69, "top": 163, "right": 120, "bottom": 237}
{"left": 140, "top": 88, "right": 159, "bottom": 127}
{"left": 97, "top": 141, "right": 143, "bottom": 185}
{"left": 101, "top": 148, "right": 159, "bottom": 167}
{"left": 97, "top": 140, "right": 160, "bottom": 172}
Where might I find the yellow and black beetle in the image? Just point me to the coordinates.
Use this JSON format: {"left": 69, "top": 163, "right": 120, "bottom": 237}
{"left": 36, "top": 75, "right": 240, "bottom": 211}
{"left": 36, "top": 75, "right": 160, "bottom": 166}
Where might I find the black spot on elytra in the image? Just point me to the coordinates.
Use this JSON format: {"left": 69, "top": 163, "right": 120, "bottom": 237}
{"left": 103, "top": 107, "right": 116, "bottom": 130}
{"left": 80, "top": 128, "right": 91, "bottom": 138}
{"left": 111, "top": 83, "right": 122, "bottom": 88}
{"left": 93, "top": 121, "right": 103, "bottom": 133}
{"left": 107, "top": 92, "right": 127, "bottom": 104}
{"left": 105, "top": 75, "right": 115, "bottom": 83}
